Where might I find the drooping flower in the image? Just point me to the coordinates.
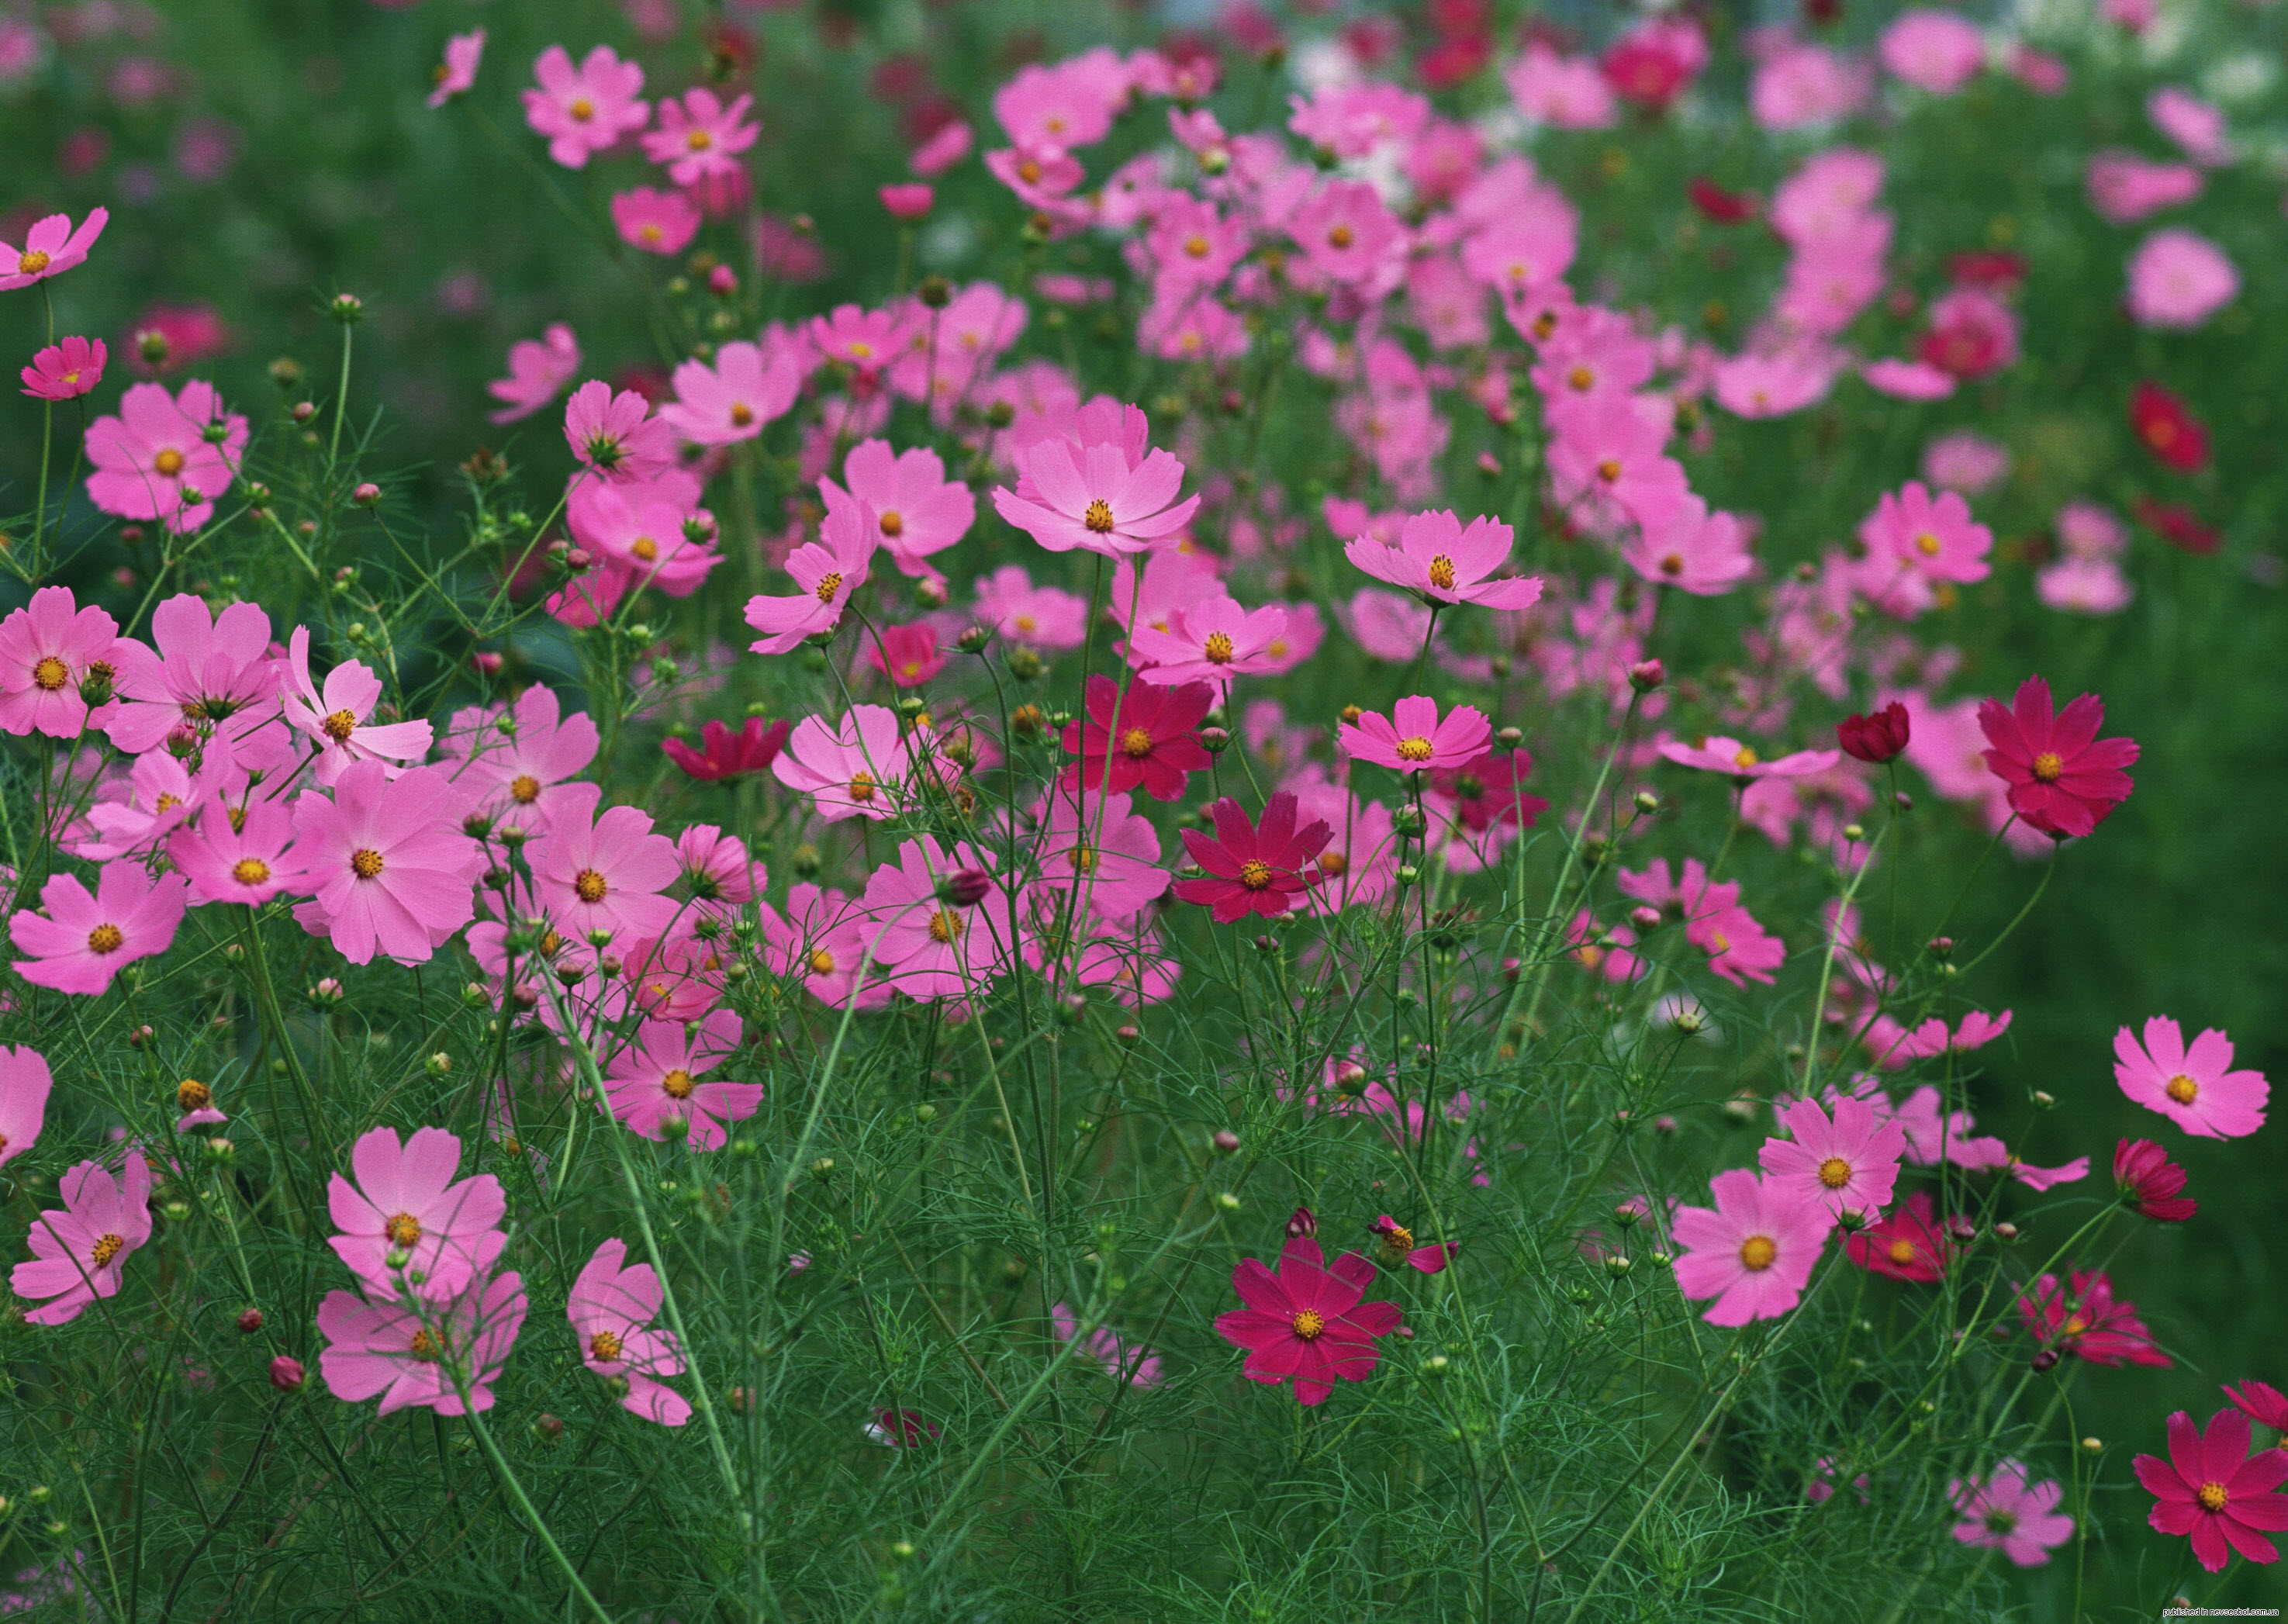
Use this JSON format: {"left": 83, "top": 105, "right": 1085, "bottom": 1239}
{"left": 1346, "top": 510, "right": 1543, "bottom": 611}
{"left": 564, "top": 379, "right": 675, "bottom": 484}
{"left": 1950, "top": 1462, "right": 2075, "bottom": 1567}
{"left": 1212, "top": 1235, "right": 1402, "bottom": 1406}
{"left": 1759, "top": 1097, "right": 1907, "bottom": 1223}
{"left": 1844, "top": 1190, "right": 1954, "bottom": 1282}
{"left": 1173, "top": 793, "right": 1330, "bottom": 924}
{"left": 10, "top": 862, "right": 188, "bottom": 996}
{"left": 522, "top": 44, "right": 648, "bottom": 169}
{"left": 0, "top": 1045, "right": 50, "bottom": 1170}
{"left": 21, "top": 335, "right": 105, "bottom": 401}
{"left": 2017, "top": 1270, "right": 2170, "bottom": 1367}
{"left": 526, "top": 782, "right": 682, "bottom": 950}
{"left": 1337, "top": 696, "right": 1491, "bottom": 774}
{"left": 658, "top": 340, "right": 800, "bottom": 446}
{"left": 11, "top": 1155, "right": 150, "bottom": 1325}
{"left": 2134, "top": 1408, "right": 2288, "bottom": 1573}
{"left": 1059, "top": 675, "right": 1211, "bottom": 802}
{"left": 1368, "top": 1215, "right": 1453, "bottom": 1275}
{"left": 1671, "top": 1169, "right": 1831, "bottom": 1325}
{"left": 1837, "top": 703, "right": 1911, "bottom": 764}
{"left": 2130, "top": 379, "right": 2210, "bottom": 474}
{"left": 2224, "top": 1381, "right": 2288, "bottom": 1432}
{"left": 1878, "top": 10, "right": 1986, "bottom": 95}
{"left": 487, "top": 323, "right": 579, "bottom": 424}
{"left": 0, "top": 206, "right": 108, "bottom": 291}
{"left": 327, "top": 1125, "right": 506, "bottom": 1299}
{"left": 84, "top": 379, "right": 247, "bottom": 534}
{"left": 2115, "top": 1138, "right": 2196, "bottom": 1221}
{"left": 2113, "top": 1015, "right": 2267, "bottom": 1139}
{"left": 744, "top": 499, "right": 876, "bottom": 654}
{"left": 662, "top": 715, "right": 789, "bottom": 783}
{"left": 288, "top": 762, "right": 482, "bottom": 967}
{"left": 427, "top": 29, "right": 484, "bottom": 108}
{"left": 772, "top": 703, "right": 918, "bottom": 822}
{"left": 282, "top": 627, "right": 434, "bottom": 785}
{"left": 1976, "top": 676, "right": 2138, "bottom": 839}
{"left": 569, "top": 1239, "right": 690, "bottom": 1424}
{"left": 316, "top": 1269, "right": 527, "bottom": 1416}
{"left": 0, "top": 586, "right": 116, "bottom": 740}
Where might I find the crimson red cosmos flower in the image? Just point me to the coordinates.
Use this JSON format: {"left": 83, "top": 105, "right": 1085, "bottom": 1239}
{"left": 662, "top": 716, "right": 790, "bottom": 783}
{"left": 1687, "top": 177, "right": 1758, "bottom": 224}
{"left": 2114, "top": 1138, "right": 2196, "bottom": 1222}
{"left": 1173, "top": 793, "right": 1330, "bottom": 922}
{"left": 2130, "top": 380, "right": 2210, "bottom": 473}
{"left": 2134, "top": 1408, "right": 2288, "bottom": 1572}
{"left": 1836, "top": 701, "right": 1911, "bottom": 764}
{"left": 2224, "top": 1380, "right": 2288, "bottom": 1430}
{"left": 1976, "top": 676, "right": 2139, "bottom": 839}
{"left": 1213, "top": 1235, "right": 1402, "bottom": 1406}
{"left": 1948, "top": 250, "right": 2027, "bottom": 289}
{"left": 2017, "top": 1269, "right": 2171, "bottom": 1367}
{"left": 1844, "top": 1190, "right": 1954, "bottom": 1282}
{"left": 1059, "top": 674, "right": 1212, "bottom": 802}
{"left": 1426, "top": 750, "right": 1550, "bottom": 834}
{"left": 2132, "top": 495, "right": 2221, "bottom": 555}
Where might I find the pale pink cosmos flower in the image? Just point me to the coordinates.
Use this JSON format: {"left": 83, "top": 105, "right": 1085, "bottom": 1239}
{"left": 1346, "top": 510, "right": 1543, "bottom": 612}
{"left": 10, "top": 862, "right": 187, "bottom": 995}
{"left": 1052, "top": 1301, "right": 1163, "bottom": 1387}
{"left": 1128, "top": 593, "right": 1290, "bottom": 686}
{"left": 71, "top": 749, "right": 202, "bottom": 861}
{"left": 1505, "top": 43, "right": 1617, "bottom": 130}
{"left": 2086, "top": 151, "right": 2203, "bottom": 226}
{"left": 22, "top": 335, "right": 104, "bottom": 400}
{"left": 12, "top": 1155, "right": 150, "bottom": 1325}
{"left": 745, "top": 499, "right": 876, "bottom": 654}
{"left": 437, "top": 682, "right": 599, "bottom": 837}
{"left": 1289, "top": 180, "right": 1405, "bottom": 284}
{"left": 2149, "top": 86, "right": 2231, "bottom": 167}
{"left": 282, "top": 627, "right": 434, "bottom": 785}
{"left": 317, "top": 1269, "right": 526, "bottom": 1416}
{"left": 522, "top": 44, "right": 648, "bottom": 169}
{"left": 1659, "top": 735, "right": 1841, "bottom": 779}
{"left": 1623, "top": 497, "right": 1754, "bottom": 596}
{"left": 569, "top": 1238, "right": 690, "bottom": 1424}
{"left": 170, "top": 799, "right": 305, "bottom": 906}
{"left": 807, "top": 302, "right": 909, "bottom": 371}
{"left": 1921, "top": 431, "right": 2010, "bottom": 495}
{"left": 659, "top": 338, "right": 800, "bottom": 447}
{"left": 0, "top": 585, "right": 116, "bottom": 739}
{"left": 826, "top": 440, "right": 976, "bottom": 579}
{"left": 604, "top": 1007, "right": 759, "bottom": 1149}
{"left": 427, "top": 29, "right": 484, "bottom": 109}
{"left": 85, "top": 379, "right": 247, "bottom": 533}
{"left": 911, "top": 119, "right": 973, "bottom": 177}
{"left": 772, "top": 704, "right": 924, "bottom": 823}
{"left": 1032, "top": 787, "right": 1166, "bottom": 917}
{"left": 526, "top": 782, "right": 682, "bottom": 950}
{"left": 0, "top": 1045, "right": 50, "bottom": 1170}
{"left": 1878, "top": 11, "right": 1985, "bottom": 95}
{"left": 0, "top": 206, "right": 107, "bottom": 290}
{"left": 103, "top": 593, "right": 277, "bottom": 755}
{"left": 1861, "top": 358, "right": 1956, "bottom": 400}
{"left": 759, "top": 882, "right": 871, "bottom": 1007}
{"left": 562, "top": 469, "right": 719, "bottom": 604}
{"left": 673, "top": 824, "right": 755, "bottom": 908}
{"left": 991, "top": 428, "right": 1201, "bottom": 558}
{"left": 859, "top": 834, "right": 1020, "bottom": 1001}
{"left": 289, "top": 762, "right": 482, "bottom": 966}
{"left": 1950, "top": 1461, "right": 2075, "bottom": 1566}
{"left": 642, "top": 88, "right": 758, "bottom": 185}
{"left": 1672, "top": 1168, "right": 1831, "bottom": 1326}
{"left": 1761, "top": 1096, "right": 1907, "bottom": 1223}
{"left": 2114, "top": 1016, "right": 2268, "bottom": 1139}
{"left": 1338, "top": 696, "right": 1491, "bottom": 774}
{"left": 327, "top": 1125, "right": 506, "bottom": 1298}
{"left": 610, "top": 186, "right": 700, "bottom": 256}
{"left": 973, "top": 565, "right": 1088, "bottom": 650}
{"left": 1343, "top": 588, "right": 1436, "bottom": 662}
{"left": 1712, "top": 347, "right": 1844, "bottom": 419}
{"left": 1751, "top": 43, "right": 1871, "bottom": 130}
{"left": 2038, "top": 557, "right": 2134, "bottom": 616}
{"left": 564, "top": 379, "right": 675, "bottom": 484}
{"left": 2126, "top": 229, "right": 2238, "bottom": 330}
{"left": 1860, "top": 482, "right": 1992, "bottom": 584}
{"left": 2058, "top": 502, "right": 2129, "bottom": 560}
{"left": 486, "top": 323, "right": 579, "bottom": 424}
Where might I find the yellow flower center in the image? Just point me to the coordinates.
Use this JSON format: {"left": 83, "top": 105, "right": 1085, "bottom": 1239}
{"left": 511, "top": 774, "right": 541, "bottom": 804}
{"left": 574, "top": 868, "right": 609, "bottom": 904}
{"left": 18, "top": 249, "right": 50, "bottom": 275}
{"left": 1239, "top": 859, "right": 1273, "bottom": 890}
{"left": 814, "top": 571, "right": 844, "bottom": 604}
{"left": 730, "top": 402, "right": 754, "bottom": 427}
{"left": 91, "top": 1232, "right": 125, "bottom": 1267}
{"left": 1291, "top": 1308, "right": 1326, "bottom": 1339}
{"left": 1326, "top": 223, "right": 1354, "bottom": 249}
{"left": 1320, "top": 850, "right": 1346, "bottom": 876}
{"left": 2165, "top": 1073, "right": 2200, "bottom": 1104}
{"left": 928, "top": 909, "right": 964, "bottom": 944}
{"left": 86, "top": 923, "right": 124, "bottom": 954}
{"left": 1018, "top": 158, "right": 1042, "bottom": 184}
{"left": 872, "top": 509, "right": 905, "bottom": 540}
{"left": 1887, "top": 1239, "right": 1916, "bottom": 1266}
{"left": 1203, "top": 631, "right": 1235, "bottom": 664}
{"left": 1737, "top": 1235, "right": 1778, "bottom": 1271}
{"left": 662, "top": 1067, "right": 696, "bottom": 1100}
{"left": 2031, "top": 752, "right": 2064, "bottom": 783}
{"left": 641, "top": 223, "right": 662, "bottom": 244}
{"left": 1067, "top": 844, "right": 1096, "bottom": 872}
{"left": 1596, "top": 458, "right": 1622, "bottom": 482}
{"left": 2198, "top": 1482, "right": 2229, "bottom": 1513}
{"left": 1427, "top": 555, "right": 1456, "bottom": 590}
{"left": 1395, "top": 735, "right": 1433, "bottom": 762}
{"left": 351, "top": 848, "right": 385, "bottom": 879}
{"left": 631, "top": 536, "right": 658, "bottom": 561}
{"left": 153, "top": 447, "right": 185, "bottom": 476}
{"left": 848, "top": 341, "right": 873, "bottom": 361}
{"left": 589, "top": 1329, "right": 624, "bottom": 1361}
{"left": 410, "top": 1328, "right": 441, "bottom": 1359}
{"left": 31, "top": 655, "right": 67, "bottom": 691}
{"left": 1380, "top": 1225, "right": 1415, "bottom": 1257}
{"left": 1914, "top": 531, "right": 1942, "bottom": 558}
{"left": 1661, "top": 553, "right": 1685, "bottom": 575}
{"left": 2063, "top": 1314, "right": 2089, "bottom": 1335}
{"left": 1817, "top": 1156, "right": 1851, "bottom": 1190}
{"left": 847, "top": 771, "right": 876, "bottom": 803}
{"left": 321, "top": 708, "right": 358, "bottom": 742}
{"left": 1733, "top": 746, "right": 1759, "bottom": 769}
{"left": 808, "top": 948, "right": 836, "bottom": 975}
{"left": 177, "top": 1079, "right": 212, "bottom": 1110}
{"left": 1120, "top": 727, "right": 1153, "bottom": 758}
{"left": 687, "top": 128, "right": 712, "bottom": 151}
{"left": 386, "top": 1213, "right": 423, "bottom": 1246}
{"left": 1185, "top": 234, "right": 1209, "bottom": 257}
{"left": 569, "top": 97, "right": 594, "bottom": 121}
{"left": 1567, "top": 365, "right": 1594, "bottom": 390}
{"left": 1083, "top": 499, "right": 1117, "bottom": 534}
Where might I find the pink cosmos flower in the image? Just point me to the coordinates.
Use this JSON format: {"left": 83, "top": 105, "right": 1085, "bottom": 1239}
{"left": 2086, "top": 150, "right": 2203, "bottom": 225}
{"left": 290, "top": 762, "right": 481, "bottom": 966}
{"left": 866, "top": 622, "right": 943, "bottom": 689}
{"left": 327, "top": 1125, "right": 506, "bottom": 1297}
{"left": 1212, "top": 1235, "right": 1401, "bottom": 1406}
{"left": 487, "top": 323, "right": 579, "bottom": 424}
{"left": 1660, "top": 736, "right": 1841, "bottom": 781}
{"left": 1173, "top": 793, "right": 1329, "bottom": 923}
{"left": 560, "top": 470, "right": 719, "bottom": 603}
{"left": 2038, "top": 557, "right": 2134, "bottom": 616}
{"left": 2114, "top": 1015, "right": 2267, "bottom": 1139}
{"left": 1338, "top": 696, "right": 1491, "bottom": 773}
{"left": 569, "top": 1239, "right": 690, "bottom": 1424}
{"left": 564, "top": 379, "right": 675, "bottom": 484}
{"left": 745, "top": 500, "right": 876, "bottom": 654}
{"left": 1051, "top": 1301, "right": 1163, "bottom": 1387}
{"left": 659, "top": 340, "right": 800, "bottom": 446}
{"left": 1346, "top": 510, "right": 1543, "bottom": 612}
{"left": 858, "top": 834, "right": 1019, "bottom": 1000}
{"left": 1290, "top": 180, "right": 1405, "bottom": 284}
{"left": 1369, "top": 1215, "right": 1453, "bottom": 1275}
{"left": 604, "top": 1007, "right": 759, "bottom": 1149}
{"left": 170, "top": 800, "right": 306, "bottom": 906}
{"left": 1712, "top": 347, "right": 1842, "bottom": 420}
{"left": 282, "top": 627, "right": 434, "bottom": 785}
{"left": 611, "top": 186, "right": 701, "bottom": 256}
{"left": 2135, "top": 1408, "right": 2288, "bottom": 1572}
{"left": 973, "top": 565, "right": 1087, "bottom": 650}
{"left": 317, "top": 1269, "right": 527, "bottom": 1416}
{"left": 1951, "top": 1462, "right": 2075, "bottom": 1566}
{"left": 22, "top": 335, "right": 104, "bottom": 400}
{"left": 2018, "top": 1270, "right": 2170, "bottom": 1367}
{"left": 912, "top": 119, "right": 973, "bottom": 177}
{"left": 1919, "top": 287, "right": 2019, "bottom": 382}
{"left": 526, "top": 782, "right": 681, "bottom": 950}
{"left": 662, "top": 715, "right": 788, "bottom": 783}
{"left": 523, "top": 44, "right": 648, "bottom": 169}
{"left": 427, "top": 29, "right": 483, "bottom": 108}
{"left": 879, "top": 183, "right": 932, "bottom": 220}
{"left": 1623, "top": 497, "right": 1754, "bottom": 596}
{"left": 1922, "top": 431, "right": 2010, "bottom": 496}
{"left": 827, "top": 440, "right": 976, "bottom": 579}
{"left": 807, "top": 302, "right": 908, "bottom": 372}
{"left": 1128, "top": 593, "right": 1290, "bottom": 687}
{"left": 1860, "top": 481, "right": 1992, "bottom": 585}
{"left": 0, "top": 1045, "right": 49, "bottom": 1170}
{"left": 1602, "top": 16, "right": 1707, "bottom": 112}
{"left": 85, "top": 379, "right": 247, "bottom": 533}
{"left": 1505, "top": 43, "right": 1617, "bottom": 130}
{"left": 2150, "top": 85, "right": 2231, "bottom": 167}
{"left": 772, "top": 703, "right": 917, "bottom": 821}
{"left": 10, "top": 862, "right": 187, "bottom": 995}
{"left": 672, "top": 824, "right": 756, "bottom": 910}
{"left": 2127, "top": 228, "right": 2238, "bottom": 330}
{"left": 439, "top": 682, "right": 599, "bottom": 837}
{"left": 103, "top": 594, "right": 277, "bottom": 757}
{"left": 1032, "top": 787, "right": 1165, "bottom": 918}
{"left": 0, "top": 586, "right": 116, "bottom": 739}
{"left": 1671, "top": 1168, "right": 1831, "bottom": 1326}
{"left": 0, "top": 207, "right": 107, "bottom": 290}
{"left": 1861, "top": 358, "right": 1956, "bottom": 400}
{"left": 642, "top": 88, "right": 758, "bottom": 185}
{"left": 1753, "top": 43, "right": 1872, "bottom": 130}
{"left": 1878, "top": 11, "right": 1985, "bottom": 95}
{"left": 1760, "top": 1096, "right": 1906, "bottom": 1223}
{"left": 759, "top": 883, "right": 871, "bottom": 1008}
{"left": 991, "top": 431, "right": 1201, "bottom": 558}
{"left": 11, "top": 1155, "right": 150, "bottom": 1325}
{"left": 1976, "top": 675, "right": 2138, "bottom": 838}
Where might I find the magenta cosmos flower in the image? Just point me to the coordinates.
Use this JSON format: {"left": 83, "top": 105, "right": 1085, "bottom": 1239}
{"left": 1337, "top": 696, "right": 1491, "bottom": 773}
{"left": 85, "top": 379, "right": 246, "bottom": 534}
{"left": 10, "top": 862, "right": 187, "bottom": 996}
{"left": 1671, "top": 1168, "right": 1831, "bottom": 1326}
{"left": 317, "top": 1269, "right": 527, "bottom": 1417}
{"left": 1173, "top": 793, "right": 1331, "bottom": 924}
{"left": 604, "top": 1007, "right": 760, "bottom": 1149}
{"left": 11, "top": 1155, "right": 150, "bottom": 1325}
{"left": 2115, "top": 1138, "right": 2196, "bottom": 1221}
{"left": 659, "top": 340, "right": 800, "bottom": 447}
{"left": 1976, "top": 676, "right": 2138, "bottom": 839}
{"left": 0, "top": 585, "right": 117, "bottom": 740}
{"left": 1369, "top": 1215, "right": 1454, "bottom": 1274}
{"left": 526, "top": 782, "right": 682, "bottom": 950}
{"left": 2017, "top": 1269, "right": 2170, "bottom": 1367}
{"left": 2225, "top": 1381, "right": 2288, "bottom": 1431}
{"left": 0, "top": 207, "right": 107, "bottom": 291}
{"left": 2136, "top": 1408, "right": 2288, "bottom": 1573}
{"left": 1346, "top": 510, "right": 1544, "bottom": 612}
{"left": 1659, "top": 734, "right": 1841, "bottom": 781}
{"left": 522, "top": 44, "right": 648, "bottom": 169}
{"left": 1214, "top": 1235, "right": 1401, "bottom": 1406}
{"left": 327, "top": 1125, "right": 506, "bottom": 1299}
{"left": 289, "top": 762, "right": 482, "bottom": 967}
{"left": 487, "top": 323, "right": 579, "bottom": 424}
{"left": 2114, "top": 1014, "right": 2267, "bottom": 1139}
{"left": 564, "top": 379, "right": 674, "bottom": 485}
{"left": 282, "top": 627, "right": 434, "bottom": 785}
{"left": 612, "top": 186, "right": 700, "bottom": 256}
{"left": 0, "top": 1045, "right": 50, "bottom": 1171}
{"left": 641, "top": 87, "right": 758, "bottom": 185}
{"left": 992, "top": 434, "right": 1201, "bottom": 559}
{"left": 1759, "top": 1096, "right": 1906, "bottom": 1223}
{"left": 858, "top": 834, "right": 1019, "bottom": 1000}
{"left": 440, "top": 682, "right": 600, "bottom": 836}
{"left": 1950, "top": 1461, "right": 2075, "bottom": 1566}
{"left": 427, "top": 29, "right": 484, "bottom": 108}
{"left": 103, "top": 593, "right": 278, "bottom": 757}
{"left": 745, "top": 499, "right": 877, "bottom": 655}
{"left": 22, "top": 336, "right": 105, "bottom": 401}
{"left": 827, "top": 439, "right": 978, "bottom": 580}
{"left": 663, "top": 714, "right": 788, "bottom": 783}
{"left": 1059, "top": 676, "right": 1212, "bottom": 801}
{"left": 1859, "top": 481, "right": 1992, "bottom": 584}
{"left": 1845, "top": 1190, "right": 1954, "bottom": 1283}
{"left": 569, "top": 1239, "right": 690, "bottom": 1425}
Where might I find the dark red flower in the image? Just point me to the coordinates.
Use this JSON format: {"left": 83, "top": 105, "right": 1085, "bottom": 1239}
{"left": 866, "top": 622, "right": 945, "bottom": 689}
{"left": 1212, "top": 1235, "right": 1402, "bottom": 1406}
{"left": 2133, "top": 496, "right": 2221, "bottom": 555}
{"left": 1688, "top": 178, "right": 1759, "bottom": 225}
{"left": 867, "top": 1408, "right": 939, "bottom": 1448}
{"left": 1426, "top": 750, "right": 1550, "bottom": 834}
{"left": 2224, "top": 1380, "right": 2288, "bottom": 1431}
{"left": 1948, "top": 250, "right": 2027, "bottom": 290}
{"left": 2115, "top": 1138, "right": 2196, "bottom": 1222}
{"left": 2134, "top": 1408, "right": 2288, "bottom": 1572}
{"left": 1173, "top": 793, "right": 1330, "bottom": 923}
{"left": 1601, "top": 23, "right": 1702, "bottom": 112}
{"left": 2017, "top": 1269, "right": 2171, "bottom": 1367}
{"left": 1417, "top": 33, "right": 1491, "bottom": 89}
{"left": 2131, "top": 380, "right": 2210, "bottom": 474}
{"left": 1060, "top": 675, "right": 1212, "bottom": 802}
{"left": 662, "top": 716, "right": 790, "bottom": 783}
{"left": 1837, "top": 701, "right": 1911, "bottom": 764}
{"left": 1844, "top": 1190, "right": 1954, "bottom": 1282}
{"left": 1976, "top": 675, "right": 2138, "bottom": 839}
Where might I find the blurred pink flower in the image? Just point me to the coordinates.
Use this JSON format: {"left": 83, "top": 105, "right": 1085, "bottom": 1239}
{"left": 612, "top": 185, "right": 700, "bottom": 255}
{"left": 85, "top": 379, "right": 247, "bottom": 533}
{"left": 2127, "top": 229, "right": 2238, "bottom": 330}
{"left": 428, "top": 29, "right": 484, "bottom": 109}
{"left": 486, "top": 323, "right": 579, "bottom": 424}
{"left": 21, "top": 335, "right": 104, "bottom": 401}
{"left": 1951, "top": 1461, "right": 2075, "bottom": 1566}
{"left": 1878, "top": 11, "right": 1984, "bottom": 95}
{"left": 523, "top": 44, "right": 648, "bottom": 169}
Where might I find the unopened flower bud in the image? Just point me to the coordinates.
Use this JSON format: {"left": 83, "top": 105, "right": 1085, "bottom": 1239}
{"left": 308, "top": 977, "right": 344, "bottom": 1007}
{"left": 1604, "top": 1254, "right": 1633, "bottom": 1277}
{"left": 1391, "top": 805, "right": 1426, "bottom": 837}
{"left": 1628, "top": 658, "right": 1665, "bottom": 693}
{"left": 237, "top": 1306, "right": 264, "bottom": 1333}
{"left": 1212, "top": 1190, "right": 1240, "bottom": 1212}
{"left": 1992, "top": 1221, "right": 2019, "bottom": 1241}
{"left": 137, "top": 328, "right": 171, "bottom": 367}
{"left": 1211, "top": 1129, "right": 1239, "bottom": 1156}
{"left": 1198, "top": 726, "right": 1229, "bottom": 755}
{"left": 1004, "top": 645, "right": 1043, "bottom": 680}
{"left": 352, "top": 482, "right": 382, "bottom": 507}
{"left": 956, "top": 625, "right": 992, "bottom": 654}
{"left": 2031, "top": 1090, "right": 2055, "bottom": 1110}
{"left": 1286, "top": 1206, "right": 1316, "bottom": 1239}
{"left": 426, "top": 1052, "right": 453, "bottom": 1077}
{"left": 2031, "top": 1348, "right": 2061, "bottom": 1373}
{"left": 917, "top": 275, "right": 952, "bottom": 309}
{"left": 269, "top": 1355, "right": 306, "bottom": 1392}
{"left": 1927, "top": 936, "right": 1954, "bottom": 959}
{"left": 328, "top": 292, "right": 365, "bottom": 323}
{"left": 1115, "top": 1025, "right": 1139, "bottom": 1046}
{"left": 1495, "top": 725, "right": 1523, "bottom": 750}
{"left": 936, "top": 869, "right": 991, "bottom": 908}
